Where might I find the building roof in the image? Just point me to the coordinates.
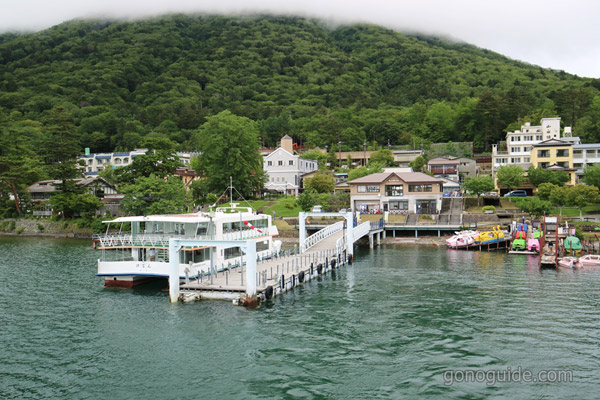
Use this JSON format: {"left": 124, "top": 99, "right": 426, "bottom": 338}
{"left": 531, "top": 139, "right": 573, "bottom": 147}
{"left": 428, "top": 158, "right": 460, "bottom": 165}
{"left": 574, "top": 143, "right": 600, "bottom": 149}
{"left": 28, "top": 176, "right": 114, "bottom": 194}
{"left": 281, "top": 134, "right": 293, "bottom": 139}
{"left": 348, "top": 172, "right": 443, "bottom": 185}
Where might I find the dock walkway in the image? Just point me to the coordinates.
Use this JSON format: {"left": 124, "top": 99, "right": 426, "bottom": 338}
{"left": 179, "top": 231, "right": 346, "bottom": 302}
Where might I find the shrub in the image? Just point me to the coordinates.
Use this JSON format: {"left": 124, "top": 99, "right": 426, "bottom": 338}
{"left": 15, "top": 226, "right": 25, "bottom": 234}
{"left": 482, "top": 206, "right": 496, "bottom": 213}
{"left": 37, "top": 223, "right": 45, "bottom": 232}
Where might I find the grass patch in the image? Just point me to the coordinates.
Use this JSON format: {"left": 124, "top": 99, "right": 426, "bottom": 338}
{"left": 550, "top": 205, "right": 600, "bottom": 217}
{"left": 273, "top": 219, "right": 295, "bottom": 232}
{"left": 247, "top": 196, "right": 302, "bottom": 217}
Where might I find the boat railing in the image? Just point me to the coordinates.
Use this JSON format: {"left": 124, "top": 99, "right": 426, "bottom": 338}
{"left": 96, "top": 229, "right": 268, "bottom": 248}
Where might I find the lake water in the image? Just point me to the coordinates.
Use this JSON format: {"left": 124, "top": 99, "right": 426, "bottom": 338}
{"left": 1, "top": 236, "right": 599, "bottom": 399}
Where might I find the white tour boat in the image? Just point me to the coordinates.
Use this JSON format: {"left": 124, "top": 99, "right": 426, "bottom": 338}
{"left": 95, "top": 204, "right": 281, "bottom": 287}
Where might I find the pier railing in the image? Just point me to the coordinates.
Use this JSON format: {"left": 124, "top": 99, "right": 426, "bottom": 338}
{"left": 302, "top": 220, "right": 344, "bottom": 252}
{"left": 354, "top": 221, "right": 371, "bottom": 242}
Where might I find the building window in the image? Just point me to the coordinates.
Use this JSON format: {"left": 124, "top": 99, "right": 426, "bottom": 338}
{"left": 357, "top": 185, "right": 380, "bottom": 193}
{"left": 511, "top": 158, "right": 521, "bottom": 163}
{"left": 289, "top": 160, "right": 294, "bottom": 166}
{"left": 123, "top": 158, "right": 129, "bottom": 163}
{"left": 511, "top": 147, "right": 520, "bottom": 153}
{"left": 409, "top": 184, "right": 432, "bottom": 192}
{"left": 538, "top": 150, "right": 550, "bottom": 158}
{"left": 556, "top": 149, "right": 569, "bottom": 157}
{"left": 523, "top": 157, "right": 530, "bottom": 163}
{"left": 389, "top": 200, "right": 408, "bottom": 210}
{"left": 385, "top": 185, "right": 403, "bottom": 197}
{"left": 114, "top": 158, "right": 121, "bottom": 165}
{"left": 267, "top": 161, "right": 272, "bottom": 166}
{"left": 278, "top": 160, "right": 283, "bottom": 166}
{"left": 556, "top": 162, "right": 568, "bottom": 168}
{"left": 536, "top": 135, "right": 542, "bottom": 141}
{"left": 87, "top": 159, "right": 93, "bottom": 165}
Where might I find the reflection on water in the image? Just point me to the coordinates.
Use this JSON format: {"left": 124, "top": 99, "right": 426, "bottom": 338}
{"left": 1, "top": 237, "right": 599, "bottom": 399}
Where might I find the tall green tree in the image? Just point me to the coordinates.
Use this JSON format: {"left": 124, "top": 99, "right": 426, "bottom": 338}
{"left": 369, "top": 149, "right": 395, "bottom": 167}
{"left": 195, "top": 110, "right": 264, "bottom": 198}
{"left": 566, "top": 184, "right": 600, "bottom": 220}
{"left": 583, "top": 164, "right": 600, "bottom": 189}
{"left": 120, "top": 175, "right": 189, "bottom": 215}
{"left": 537, "top": 182, "right": 558, "bottom": 200}
{"left": 527, "top": 166, "right": 569, "bottom": 187}
{"left": 463, "top": 176, "right": 494, "bottom": 197}
{"left": 0, "top": 131, "right": 42, "bottom": 214}
{"left": 549, "top": 185, "right": 570, "bottom": 215}
{"left": 113, "top": 150, "right": 181, "bottom": 185}
{"left": 496, "top": 165, "right": 525, "bottom": 192}
{"left": 514, "top": 197, "right": 553, "bottom": 218}
{"left": 305, "top": 172, "right": 335, "bottom": 194}
{"left": 41, "top": 108, "right": 83, "bottom": 193}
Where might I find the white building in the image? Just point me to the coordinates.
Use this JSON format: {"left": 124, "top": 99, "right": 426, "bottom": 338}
{"left": 492, "top": 117, "right": 578, "bottom": 177}
{"left": 263, "top": 135, "right": 318, "bottom": 195}
{"left": 79, "top": 149, "right": 199, "bottom": 175}
{"left": 573, "top": 143, "right": 600, "bottom": 176}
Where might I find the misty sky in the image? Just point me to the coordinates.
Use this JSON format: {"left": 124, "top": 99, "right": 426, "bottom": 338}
{"left": 2, "top": 0, "right": 599, "bottom": 78}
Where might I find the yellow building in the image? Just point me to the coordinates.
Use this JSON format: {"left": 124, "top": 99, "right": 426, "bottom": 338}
{"left": 530, "top": 139, "right": 577, "bottom": 185}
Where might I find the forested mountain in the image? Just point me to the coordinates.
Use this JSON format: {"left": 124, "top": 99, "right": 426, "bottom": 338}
{"left": 1, "top": 14, "right": 600, "bottom": 154}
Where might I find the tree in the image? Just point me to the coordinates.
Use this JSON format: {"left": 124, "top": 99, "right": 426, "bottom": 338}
{"left": 527, "top": 166, "right": 568, "bottom": 187}
{"left": 120, "top": 175, "right": 189, "bottom": 215}
{"left": 496, "top": 165, "right": 525, "bottom": 192}
{"left": 462, "top": 176, "right": 494, "bottom": 197}
{"left": 537, "top": 182, "right": 558, "bottom": 200}
{"left": 514, "top": 197, "right": 553, "bottom": 218}
{"left": 409, "top": 155, "right": 427, "bottom": 173}
{"left": 0, "top": 131, "right": 42, "bottom": 215}
{"left": 583, "top": 164, "right": 600, "bottom": 189}
{"left": 41, "top": 108, "right": 82, "bottom": 193}
{"left": 50, "top": 192, "right": 102, "bottom": 218}
{"left": 195, "top": 111, "right": 264, "bottom": 198}
{"left": 549, "top": 185, "right": 570, "bottom": 215}
{"left": 566, "top": 184, "right": 600, "bottom": 220}
{"left": 304, "top": 172, "right": 335, "bottom": 194}
{"left": 369, "top": 149, "right": 395, "bottom": 167}
{"left": 114, "top": 150, "right": 181, "bottom": 185}
{"left": 297, "top": 189, "right": 316, "bottom": 212}
{"left": 301, "top": 150, "right": 328, "bottom": 170}
{"left": 348, "top": 162, "right": 384, "bottom": 181}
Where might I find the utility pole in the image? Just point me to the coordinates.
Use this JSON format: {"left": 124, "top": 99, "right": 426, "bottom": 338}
{"left": 338, "top": 141, "right": 342, "bottom": 168}
{"left": 363, "top": 141, "right": 367, "bottom": 167}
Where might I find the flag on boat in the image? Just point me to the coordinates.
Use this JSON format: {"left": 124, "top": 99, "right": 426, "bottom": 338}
{"left": 243, "top": 221, "right": 262, "bottom": 233}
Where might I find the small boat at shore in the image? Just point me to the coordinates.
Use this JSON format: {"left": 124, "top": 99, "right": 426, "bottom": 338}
{"left": 474, "top": 226, "right": 506, "bottom": 245}
{"left": 558, "top": 254, "right": 600, "bottom": 270}
{"left": 446, "top": 230, "right": 479, "bottom": 248}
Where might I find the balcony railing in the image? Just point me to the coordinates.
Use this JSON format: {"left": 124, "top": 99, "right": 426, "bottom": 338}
{"left": 430, "top": 167, "right": 457, "bottom": 174}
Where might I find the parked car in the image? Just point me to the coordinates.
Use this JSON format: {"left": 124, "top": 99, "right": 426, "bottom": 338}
{"left": 504, "top": 190, "right": 527, "bottom": 197}
{"left": 312, "top": 205, "right": 322, "bottom": 213}
{"left": 338, "top": 208, "right": 347, "bottom": 214}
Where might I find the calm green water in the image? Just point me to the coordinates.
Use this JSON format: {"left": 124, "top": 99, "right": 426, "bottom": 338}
{"left": 1, "top": 236, "right": 599, "bottom": 399}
